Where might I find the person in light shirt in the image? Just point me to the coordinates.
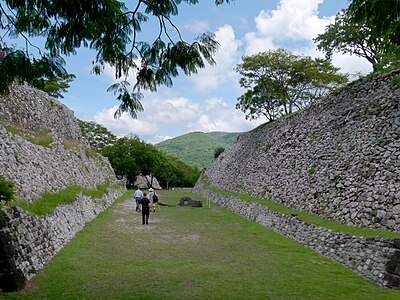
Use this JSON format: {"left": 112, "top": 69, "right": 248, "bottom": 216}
{"left": 133, "top": 187, "right": 143, "bottom": 212}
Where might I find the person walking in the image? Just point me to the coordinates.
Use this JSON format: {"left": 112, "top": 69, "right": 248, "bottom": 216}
{"left": 148, "top": 188, "right": 159, "bottom": 212}
{"left": 139, "top": 192, "right": 151, "bottom": 225}
{"left": 134, "top": 187, "right": 143, "bottom": 212}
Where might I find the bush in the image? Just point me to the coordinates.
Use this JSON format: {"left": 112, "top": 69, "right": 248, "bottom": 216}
{"left": 213, "top": 147, "right": 225, "bottom": 159}
{"left": 0, "top": 175, "right": 14, "bottom": 204}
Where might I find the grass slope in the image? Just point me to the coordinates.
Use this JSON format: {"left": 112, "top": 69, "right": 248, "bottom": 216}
{"left": 3, "top": 190, "right": 399, "bottom": 299}
{"left": 155, "top": 131, "right": 241, "bottom": 169}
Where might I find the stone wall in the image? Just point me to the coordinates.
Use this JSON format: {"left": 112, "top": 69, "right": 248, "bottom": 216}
{"left": 200, "top": 72, "right": 400, "bottom": 232}
{"left": 193, "top": 178, "right": 400, "bottom": 288}
{"left": 0, "top": 187, "right": 124, "bottom": 291}
{"left": 0, "top": 124, "right": 117, "bottom": 202}
{"left": 0, "top": 83, "right": 125, "bottom": 291}
{"left": 0, "top": 83, "right": 85, "bottom": 142}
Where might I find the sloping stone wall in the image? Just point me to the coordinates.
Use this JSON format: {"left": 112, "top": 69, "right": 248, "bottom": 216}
{"left": 193, "top": 178, "right": 400, "bottom": 288}
{"left": 0, "top": 83, "right": 125, "bottom": 291}
{"left": 0, "top": 83, "right": 85, "bottom": 142}
{"left": 0, "top": 124, "right": 117, "bottom": 202}
{"left": 199, "top": 72, "right": 400, "bottom": 232}
{"left": 0, "top": 187, "right": 124, "bottom": 291}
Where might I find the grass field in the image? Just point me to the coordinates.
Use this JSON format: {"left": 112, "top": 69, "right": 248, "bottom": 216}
{"left": 2, "top": 190, "right": 400, "bottom": 299}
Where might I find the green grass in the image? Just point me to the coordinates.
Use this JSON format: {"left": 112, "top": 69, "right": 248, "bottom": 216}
{"left": 4, "top": 125, "right": 53, "bottom": 147}
{"left": 9, "top": 183, "right": 116, "bottom": 216}
{"left": 205, "top": 184, "right": 400, "bottom": 239}
{"left": 1, "top": 190, "right": 399, "bottom": 299}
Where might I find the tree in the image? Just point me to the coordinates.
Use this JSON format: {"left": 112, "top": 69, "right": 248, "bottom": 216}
{"left": 314, "top": 9, "right": 400, "bottom": 72}
{"left": 0, "top": 175, "right": 14, "bottom": 204}
{"left": 0, "top": 0, "right": 231, "bottom": 117}
{"left": 102, "top": 135, "right": 168, "bottom": 188}
{"left": 102, "top": 135, "right": 199, "bottom": 188}
{"left": 349, "top": 0, "right": 400, "bottom": 48}
{"left": 213, "top": 146, "right": 225, "bottom": 159}
{"left": 235, "top": 49, "right": 348, "bottom": 122}
{"left": 0, "top": 48, "right": 75, "bottom": 97}
{"left": 78, "top": 120, "right": 117, "bottom": 151}
{"left": 157, "top": 155, "right": 200, "bottom": 188}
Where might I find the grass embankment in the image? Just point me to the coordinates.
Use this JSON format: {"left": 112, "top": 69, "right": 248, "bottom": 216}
{"left": 2, "top": 190, "right": 399, "bottom": 299}
{"left": 207, "top": 185, "right": 400, "bottom": 239}
{"left": 9, "top": 183, "right": 117, "bottom": 216}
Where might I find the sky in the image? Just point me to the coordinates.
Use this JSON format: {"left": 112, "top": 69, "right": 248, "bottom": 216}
{"left": 55, "top": 0, "right": 372, "bottom": 144}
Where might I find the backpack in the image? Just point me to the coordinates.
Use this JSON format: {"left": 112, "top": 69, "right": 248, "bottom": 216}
{"left": 153, "top": 193, "right": 159, "bottom": 203}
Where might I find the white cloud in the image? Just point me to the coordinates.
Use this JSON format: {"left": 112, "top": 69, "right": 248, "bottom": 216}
{"left": 331, "top": 53, "right": 372, "bottom": 76}
{"left": 244, "top": 32, "right": 276, "bottom": 56}
{"left": 242, "top": 0, "right": 371, "bottom": 76}
{"left": 244, "top": 0, "right": 334, "bottom": 55}
{"left": 183, "top": 20, "right": 210, "bottom": 34}
{"left": 190, "top": 24, "right": 242, "bottom": 92}
{"left": 254, "top": 0, "right": 333, "bottom": 41}
{"left": 88, "top": 94, "right": 263, "bottom": 144}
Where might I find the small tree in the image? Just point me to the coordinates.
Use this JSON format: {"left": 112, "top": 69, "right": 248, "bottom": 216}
{"left": 0, "top": 175, "right": 14, "bottom": 204}
{"left": 79, "top": 120, "right": 117, "bottom": 151}
{"left": 236, "top": 49, "right": 348, "bottom": 122}
{"left": 214, "top": 147, "right": 225, "bottom": 159}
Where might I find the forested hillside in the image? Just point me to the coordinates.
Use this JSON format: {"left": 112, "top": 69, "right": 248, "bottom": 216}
{"left": 155, "top": 131, "right": 241, "bottom": 169}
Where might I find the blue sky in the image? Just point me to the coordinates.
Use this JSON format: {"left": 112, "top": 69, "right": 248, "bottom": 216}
{"left": 55, "top": 0, "right": 370, "bottom": 143}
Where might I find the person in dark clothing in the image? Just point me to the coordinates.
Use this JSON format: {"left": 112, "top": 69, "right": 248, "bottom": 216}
{"left": 139, "top": 192, "right": 151, "bottom": 225}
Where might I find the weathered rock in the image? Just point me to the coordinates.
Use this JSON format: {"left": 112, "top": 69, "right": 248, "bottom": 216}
{"left": 197, "top": 71, "right": 400, "bottom": 232}
{"left": 0, "top": 83, "right": 125, "bottom": 291}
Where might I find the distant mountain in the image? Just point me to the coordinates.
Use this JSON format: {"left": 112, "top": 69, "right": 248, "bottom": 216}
{"left": 155, "top": 131, "right": 241, "bottom": 169}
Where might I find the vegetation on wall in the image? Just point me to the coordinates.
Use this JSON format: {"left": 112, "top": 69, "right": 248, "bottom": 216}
{"left": 78, "top": 120, "right": 117, "bottom": 151}
{"left": 10, "top": 183, "right": 117, "bottom": 216}
{"left": 4, "top": 124, "right": 53, "bottom": 147}
{"left": 0, "top": 175, "right": 14, "bottom": 205}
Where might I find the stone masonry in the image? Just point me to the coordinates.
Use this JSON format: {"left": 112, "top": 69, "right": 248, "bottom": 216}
{"left": 193, "top": 177, "right": 400, "bottom": 288}
{"left": 194, "top": 71, "right": 400, "bottom": 288}
{"left": 200, "top": 71, "right": 400, "bottom": 232}
{"left": 0, "top": 83, "right": 125, "bottom": 291}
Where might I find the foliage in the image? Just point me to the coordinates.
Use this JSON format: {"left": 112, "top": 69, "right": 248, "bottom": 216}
{"left": 4, "top": 124, "right": 53, "bottom": 147}
{"left": 155, "top": 131, "right": 240, "bottom": 169}
{"left": 203, "top": 177, "right": 400, "bottom": 239}
{"left": 10, "top": 183, "right": 113, "bottom": 216}
{"left": 3, "top": 190, "right": 400, "bottom": 299}
{"left": 235, "top": 49, "right": 348, "bottom": 122}
{"left": 314, "top": 9, "right": 400, "bottom": 72}
{"left": 213, "top": 146, "right": 225, "bottom": 159}
{"left": 349, "top": 0, "right": 400, "bottom": 48}
{"left": 0, "top": 175, "right": 14, "bottom": 204}
{"left": 157, "top": 154, "right": 201, "bottom": 188}
{"left": 0, "top": 0, "right": 231, "bottom": 117}
{"left": 0, "top": 48, "right": 75, "bottom": 98}
{"left": 78, "top": 120, "right": 117, "bottom": 151}
{"left": 102, "top": 135, "right": 199, "bottom": 188}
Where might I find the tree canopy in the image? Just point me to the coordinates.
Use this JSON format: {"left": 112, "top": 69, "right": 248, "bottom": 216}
{"left": 349, "top": 0, "right": 400, "bottom": 48}
{"left": 235, "top": 49, "right": 348, "bottom": 122}
{"left": 0, "top": 0, "right": 230, "bottom": 117}
{"left": 102, "top": 135, "right": 199, "bottom": 188}
{"left": 78, "top": 120, "right": 117, "bottom": 151}
{"left": 314, "top": 8, "right": 400, "bottom": 72}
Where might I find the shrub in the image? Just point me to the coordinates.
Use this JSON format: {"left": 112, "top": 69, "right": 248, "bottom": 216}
{"left": 213, "top": 147, "right": 225, "bottom": 159}
{"left": 0, "top": 175, "right": 14, "bottom": 204}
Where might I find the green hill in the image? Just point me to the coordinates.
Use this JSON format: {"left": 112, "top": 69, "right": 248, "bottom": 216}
{"left": 155, "top": 131, "right": 241, "bottom": 169}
